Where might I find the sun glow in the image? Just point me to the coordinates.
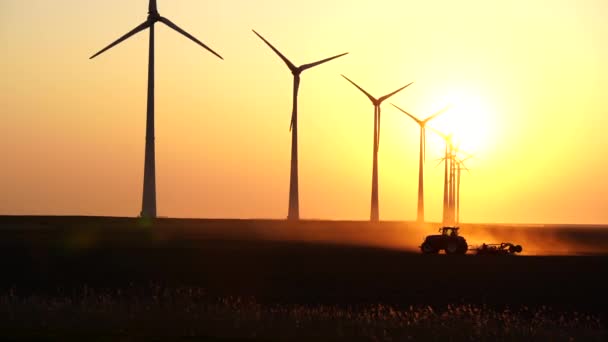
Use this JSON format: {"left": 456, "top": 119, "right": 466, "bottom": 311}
{"left": 429, "top": 90, "right": 494, "bottom": 156}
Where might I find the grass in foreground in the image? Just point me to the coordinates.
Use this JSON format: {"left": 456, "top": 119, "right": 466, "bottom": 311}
{"left": 0, "top": 286, "right": 605, "bottom": 341}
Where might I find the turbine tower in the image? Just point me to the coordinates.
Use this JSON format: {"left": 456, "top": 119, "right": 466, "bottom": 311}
{"left": 391, "top": 104, "right": 449, "bottom": 223}
{"left": 253, "top": 30, "right": 348, "bottom": 221}
{"left": 341, "top": 76, "right": 414, "bottom": 222}
{"left": 90, "top": 0, "right": 223, "bottom": 218}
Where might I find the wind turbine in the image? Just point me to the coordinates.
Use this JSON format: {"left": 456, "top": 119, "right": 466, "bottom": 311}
{"left": 252, "top": 30, "right": 348, "bottom": 221}
{"left": 431, "top": 128, "right": 472, "bottom": 226}
{"left": 90, "top": 0, "right": 223, "bottom": 218}
{"left": 341, "top": 76, "right": 414, "bottom": 222}
{"left": 391, "top": 104, "right": 449, "bottom": 223}
{"left": 430, "top": 127, "right": 454, "bottom": 225}
{"left": 453, "top": 155, "right": 472, "bottom": 224}
{"left": 449, "top": 145, "right": 472, "bottom": 225}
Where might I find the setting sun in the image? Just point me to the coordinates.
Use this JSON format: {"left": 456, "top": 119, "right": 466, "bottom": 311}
{"left": 430, "top": 89, "right": 494, "bottom": 156}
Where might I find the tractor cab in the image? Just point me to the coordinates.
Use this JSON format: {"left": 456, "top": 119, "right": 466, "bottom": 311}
{"left": 440, "top": 227, "right": 460, "bottom": 237}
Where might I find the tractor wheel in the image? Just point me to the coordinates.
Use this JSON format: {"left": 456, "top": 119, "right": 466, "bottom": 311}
{"left": 457, "top": 241, "right": 468, "bottom": 254}
{"left": 515, "top": 245, "right": 523, "bottom": 253}
{"left": 445, "top": 241, "right": 459, "bottom": 254}
{"left": 421, "top": 242, "right": 438, "bottom": 254}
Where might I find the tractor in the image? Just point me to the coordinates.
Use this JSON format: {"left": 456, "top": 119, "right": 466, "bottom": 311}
{"left": 420, "top": 227, "right": 468, "bottom": 255}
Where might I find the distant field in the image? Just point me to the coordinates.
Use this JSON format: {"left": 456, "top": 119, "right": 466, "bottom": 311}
{"left": 0, "top": 216, "right": 606, "bottom": 339}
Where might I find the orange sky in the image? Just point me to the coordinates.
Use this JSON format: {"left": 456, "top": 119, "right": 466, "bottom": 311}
{"left": 1, "top": 0, "right": 607, "bottom": 224}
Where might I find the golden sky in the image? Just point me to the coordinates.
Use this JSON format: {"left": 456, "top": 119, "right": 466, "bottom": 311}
{"left": 1, "top": 0, "right": 607, "bottom": 223}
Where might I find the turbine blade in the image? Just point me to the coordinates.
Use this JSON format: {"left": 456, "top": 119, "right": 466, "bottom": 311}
{"left": 435, "top": 157, "right": 446, "bottom": 168}
{"left": 453, "top": 141, "right": 462, "bottom": 154}
{"left": 452, "top": 144, "right": 474, "bottom": 161}
{"left": 149, "top": 0, "right": 158, "bottom": 13}
{"left": 159, "top": 17, "right": 223, "bottom": 60}
{"left": 458, "top": 150, "right": 474, "bottom": 159}
{"left": 423, "top": 105, "right": 451, "bottom": 123}
{"left": 341, "top": 75, "right": 377, "bottom": 103}
{"left": 456, "top": 158, "right": 471, "bottom": 173}
{"left": 252, "top": 30, "right": 297, "bottom": 72}
{"left": 391, "top": 103, "right": 422, "bottom": 124}
{"left": 300, "top": 52, "right": 348, "bottom": 71}
{"left": 459, "top": 155, "right": 473, "bottom": 165}
{"left": 378, "top": 82, "right": 414, "bottom": 103}
{"left": 428, "top": 126, "right": 450, "bottom": 142}
{"left": 90, "top": 21, "right": 150, "bottom": 59}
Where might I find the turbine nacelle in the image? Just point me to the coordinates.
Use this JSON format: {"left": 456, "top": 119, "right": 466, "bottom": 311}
{"left": 147, "top": 12, "right": 160, "bottom": 22}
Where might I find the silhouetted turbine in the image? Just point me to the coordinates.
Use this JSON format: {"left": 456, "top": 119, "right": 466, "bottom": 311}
{"left": 448, "top": 144, "right": 471, "bottom": 224}
{"left": 438, "top": 146, "right": 472, "bottom": 225}
{"left": 453, "top": 155, "right": 472, "bottom": 224}
{"left": 342, "top": 76, "right": 413, "bottom": 222}
{"left": 253, "top": 30, "right": 348, "bottom": 221}
{"left": 392, "top": 104, "right": 449, "bottom": 223}
{"left": 431, "top": 129, "right": 473, "bottom": 226}
{"left": 430, "top": 127, "right": 454, "bottom": 225}
{"left": 90, "top": 0, "right": 222, "bottom": 218}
